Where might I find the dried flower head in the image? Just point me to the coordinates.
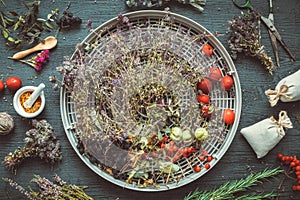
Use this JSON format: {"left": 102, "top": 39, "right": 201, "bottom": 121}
{"left": 12, "top": 49, "right": 50, "bottom": 71}
{"left": 228, "top": 10, "right": 274, "bottom": 74}
{"left": 3, "top": 119, "right": 62, "bottom": 173}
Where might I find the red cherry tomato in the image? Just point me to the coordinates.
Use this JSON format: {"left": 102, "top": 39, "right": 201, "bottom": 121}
{"left": 6, "top": 76, "right": 22, "bottom": 91}
{"left": 205, "top": 163, "right": 211, "bottom": 170}
{"left": 193, "top": 165, "right": 201, "bottom": 172}
{"left": 206, "top": 155, "right": 213, "bottom": 162}
{"left": 197, "top": 94, "right": 210, "bottom": 104}
{"left": 209, "top": 67, "right": 222, "bottom": 82}
{"left": 0, "top": 80, "right": 4, "bottom": 92}
{"left": 222, "top": 109, "right": 235, "bottom": 125}
{"left": 202, "top": 43, "right": 214, "bottom": 56}
{"left": 197, "top": 78, "right": 212, "bottom": 94}
{"left": 221, "top": 75, "right": 234, "bottom": 91}
{"left": 201, "top": 104, "right": 214, "bottom": 118}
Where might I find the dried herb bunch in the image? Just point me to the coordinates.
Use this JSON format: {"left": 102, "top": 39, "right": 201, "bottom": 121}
{"left": 228, "top": 10, "right": 274, "bottom": 74}
{"left": 59, "top": 13, "right": 233, "bottom": 188}
{"left": 3, "top": 119, "right": 62, "bottom": 173}
{"left": 56, "top": 2, "right": 82, "bottom": 29}
{"left": 3, "top": 174, "right": 93, "bottom": 200}
{"left": 0, "top": 1, "right": 59, "bottom": 47}
{"left": 125, "top": 0, "right": 206, "bottom": 12}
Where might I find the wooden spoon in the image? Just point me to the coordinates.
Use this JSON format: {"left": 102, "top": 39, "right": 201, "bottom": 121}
{"left": 12, "top": 36, "right": 57, "bottom": 60}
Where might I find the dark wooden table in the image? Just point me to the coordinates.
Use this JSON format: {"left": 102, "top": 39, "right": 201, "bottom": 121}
{"left": 1, "top": 0, "right": 300, "bottom": 199}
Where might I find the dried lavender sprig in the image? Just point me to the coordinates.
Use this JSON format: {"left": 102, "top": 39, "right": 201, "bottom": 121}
{"left": 228, "top": 10, "right": 274, "bottom": 74}
{"left": 3, "top": 175, "right": 93, "bottom": 200}
{"left": 3, "top": 119, "right": 62, "bottom": 173}
{"left": 2, "top": 178, "right": 34, "bottom": 199}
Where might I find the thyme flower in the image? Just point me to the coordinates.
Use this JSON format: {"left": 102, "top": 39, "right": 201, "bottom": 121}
{"left": 228, "top": 10, "right": 274, "bottom": 74}
{"left": 3, "top": 175, "right": 93, "bottom": 200}
{"left": 86, "top": 19, "right": 93, "bottom": 32}
{"left": 49, "top": 56, "right": 77, "bottom": 91}
{"left": 3, "top": 119, "right": 62, "bottom": 173}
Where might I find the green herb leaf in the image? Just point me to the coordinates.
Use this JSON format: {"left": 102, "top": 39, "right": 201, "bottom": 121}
{"left": 7, "top": 36, "right": 15, "bottom": 42}
{"left": 2, "top": 30, "right": 8, "bottom": 38}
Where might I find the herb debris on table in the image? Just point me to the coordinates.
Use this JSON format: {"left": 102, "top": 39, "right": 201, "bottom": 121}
{"left": 3, "top": 174, "right": 93, "bottom": 200}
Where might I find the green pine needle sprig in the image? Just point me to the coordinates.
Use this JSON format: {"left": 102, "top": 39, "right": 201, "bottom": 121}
{"left": 184, "top": 167, "right": 283, "bottom": 200}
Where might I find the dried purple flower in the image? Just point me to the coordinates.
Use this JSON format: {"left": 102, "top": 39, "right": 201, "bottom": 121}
{"left": 49, "top": 56, "right": 77, "bottom": 91}
{"left": 228, "top": 10, "right": 274, "bottom": 74}
{"left": 12, "top": 49, "right": 50, "bottom": 71}
{"left": 3, "top": 175, "right": 93, "bottom": 200}
{"left": 3, "top": 119, "right": 62, "bottom": 173}
{"left": 86, "top": 19, "right": 93, "bottom": 32}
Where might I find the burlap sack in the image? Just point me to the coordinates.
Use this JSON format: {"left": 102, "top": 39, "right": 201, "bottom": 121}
{"left": 240, "top": 111, "right": 293, "bottom": 159}
{"left": 265, "top": 70, "right": 300, "bottom": 107}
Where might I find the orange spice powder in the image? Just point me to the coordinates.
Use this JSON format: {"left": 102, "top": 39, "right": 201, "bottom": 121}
{"left": 20, "top": 91, "right": 42, "bottom": 113}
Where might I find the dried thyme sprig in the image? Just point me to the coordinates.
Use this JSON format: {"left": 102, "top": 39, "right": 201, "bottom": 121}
{"left": 3, "top": 174, "right": 93, "bottom": 200}
{"left": 184, "top": 167, "right": 283, "bottom": 200}
{"left": 228, "top": 10, "right": 274, "bottom": 74}
{"left": 3, "top": 119, "right": 62, "bottom": 173}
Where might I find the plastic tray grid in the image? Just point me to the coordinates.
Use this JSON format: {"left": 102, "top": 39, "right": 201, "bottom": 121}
{"left": 60, "top": 10, "right": 242, "bottom": 191}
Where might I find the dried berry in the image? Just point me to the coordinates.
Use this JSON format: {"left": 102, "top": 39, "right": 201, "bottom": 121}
{"left": 278, "top": 153, "right": 300, "bottom": 191}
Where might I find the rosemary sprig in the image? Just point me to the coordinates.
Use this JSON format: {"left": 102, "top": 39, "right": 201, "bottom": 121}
{"left": 184, "top": 167, "right": 283, "bottom": 200}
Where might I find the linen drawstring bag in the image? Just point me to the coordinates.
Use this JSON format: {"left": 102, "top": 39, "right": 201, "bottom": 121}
{"left": 265, "top": 69, "right": 300, "bottom": 107}
{"left": 240, "top": 111, "right": 293, "bottom": 159}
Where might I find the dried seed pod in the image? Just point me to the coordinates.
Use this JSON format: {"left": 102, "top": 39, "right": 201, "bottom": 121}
{"left": 0, "top": 112, "right": 14, "bottom": 135}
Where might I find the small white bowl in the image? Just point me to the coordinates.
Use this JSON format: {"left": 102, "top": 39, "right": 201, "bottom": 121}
{"left": 13, "top": 86, "right": 46, "bottom": 118}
